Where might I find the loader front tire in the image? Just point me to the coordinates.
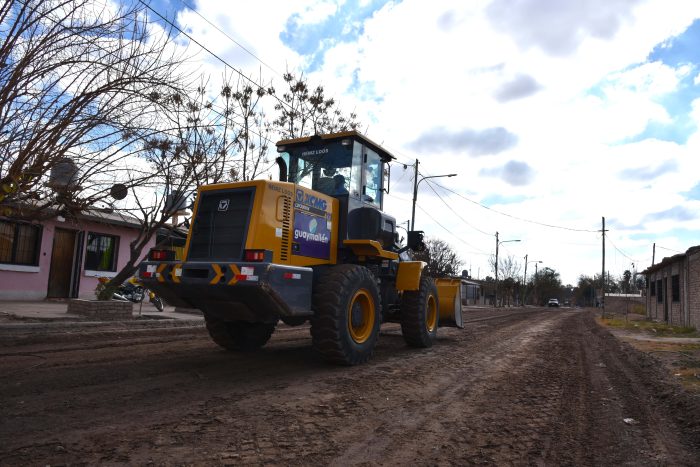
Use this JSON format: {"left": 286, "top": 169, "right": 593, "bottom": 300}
{"left": 311, "top": 264, "right": 381, "bottom": 365}
{"left": 400, "top": 274, "right": 439, "bottom": 348}
{"left": 205, "top": 317, "right": 276, "bottom": 351}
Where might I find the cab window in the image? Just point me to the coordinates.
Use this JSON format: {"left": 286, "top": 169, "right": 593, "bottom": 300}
{"left": 349, "top": 142, "right": 363, "bottom": 199}
{"left": 285, "top": 142, "right": 353, "bottom": 195}
{"left": 362, "top": 148, "right": 382, "bottom": 207}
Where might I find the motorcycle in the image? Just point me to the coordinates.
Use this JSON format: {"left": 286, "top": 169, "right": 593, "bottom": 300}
{"left": 99, "top": 277, "right": 164, "bottom": 311}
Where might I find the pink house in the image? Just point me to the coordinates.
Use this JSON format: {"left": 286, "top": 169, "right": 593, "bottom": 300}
{"left": 0, "top": 211, "right": 154, "bottom": 300}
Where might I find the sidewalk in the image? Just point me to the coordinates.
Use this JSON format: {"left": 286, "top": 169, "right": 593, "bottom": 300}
{"left": 0, "top": 300, "right": 204, "bottom": 332}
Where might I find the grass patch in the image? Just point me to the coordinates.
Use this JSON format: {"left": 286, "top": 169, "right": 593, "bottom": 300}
{"left": 672, "top": 366, "right": 700, "bottom": 391}
{"left": 597, "top": 317, "right": 700, "bottom": 337}
{"left": 629, "top": 341, "right": 700, "bottom": 352}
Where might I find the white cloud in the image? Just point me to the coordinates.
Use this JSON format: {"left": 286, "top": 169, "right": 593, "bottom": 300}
{"left": 150, "top": 0, "right": 700, "bottom": 284}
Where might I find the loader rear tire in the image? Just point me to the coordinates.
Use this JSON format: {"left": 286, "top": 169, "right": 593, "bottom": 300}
{"left": 311, "top": 264, "right": 381, "bottom": 365}
{"left": 400, "top": 274, "right": 439, "bottom": 348}
{"left": 205, "top": 317, "right": 276, "bottom": 351}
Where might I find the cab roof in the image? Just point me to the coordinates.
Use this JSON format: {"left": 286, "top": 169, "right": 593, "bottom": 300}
{"left": 276, "top": 131, "right": 396, "bottom": 162}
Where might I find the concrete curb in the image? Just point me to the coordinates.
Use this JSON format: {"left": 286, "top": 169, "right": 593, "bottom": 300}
{"left": 0, "top": 318, "right": 205, "bottom": 333}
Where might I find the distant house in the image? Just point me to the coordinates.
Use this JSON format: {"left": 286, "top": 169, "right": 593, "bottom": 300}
{"left": 642, "top": 245, "right": 700, "bottom": 329}
{"left": 460, "top": 278, "right": 485, "bottom": 305}
{"left": 0, "top": 211, "right": 155, "bottom": 300}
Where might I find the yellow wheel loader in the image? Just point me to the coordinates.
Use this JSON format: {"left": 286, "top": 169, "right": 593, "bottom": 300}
{"left": 139, "top": 131, "right": 463, "bottom": 365}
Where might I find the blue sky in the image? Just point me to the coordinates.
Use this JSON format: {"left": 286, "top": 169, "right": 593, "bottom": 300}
{"left": 279, "top": 0, "right": 390, "bottom": 72}
{"left": 153, "top": 0, "right": 700, "bottom": 283}
{"left": 626, "top": 20, "right": 700, "bottom": 145}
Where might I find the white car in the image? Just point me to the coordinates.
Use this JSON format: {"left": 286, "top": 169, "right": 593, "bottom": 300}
{"left": 547, "top": 298, "right": 560, "bottom": 307}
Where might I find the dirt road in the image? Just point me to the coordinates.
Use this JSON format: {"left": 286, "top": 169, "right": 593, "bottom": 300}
{"left": 1, "top": 308, "right": 699, "bottom": 465}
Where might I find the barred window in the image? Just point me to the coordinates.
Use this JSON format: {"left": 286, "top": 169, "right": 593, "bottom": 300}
{"left": 650, "top": 280, "right": 655, "bottom": 296}
{"left": 0, "top": 221, "right": 41, "bottom": 266}
{"left": 85, "top": 232, "right": 118, "bottom": 271}
{"left": 672, "top": 275, "right": 680, "bottom": 302}
{"left": 656, "top": 279, "right": 663, "bottom": 303}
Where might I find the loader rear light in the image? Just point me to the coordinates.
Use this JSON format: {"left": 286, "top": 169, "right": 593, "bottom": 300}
{"left": 140, "top": 264, "right": 158, "bottom": 279}
{"left": 235, "top": 274, "right": 259, "bottom": 282}
{"left": 244, "top": 249, "right": 266, "bottom": 262}
{"left": 283, "top": 272, "right": 302, "bottom": 280}
{"left": 149, "top": 249, "right": 175, "bottom": 261}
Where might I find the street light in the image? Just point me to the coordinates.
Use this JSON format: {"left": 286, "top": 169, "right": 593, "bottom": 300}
{"left": 411, "top": 172, "right": 457, "bottom": 230}
{"left": 495, "top": 232, "right": 520, "bottom": 307}
{"left": 523, "top": 254, "right": 542, "bottom": 306}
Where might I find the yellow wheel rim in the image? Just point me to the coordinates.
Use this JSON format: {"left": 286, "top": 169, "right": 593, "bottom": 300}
{"left": 347, "top": 289, "right": 375, "bottom": 344}
{"left": 425, "top": 294, "right": 437, "bottom": 332}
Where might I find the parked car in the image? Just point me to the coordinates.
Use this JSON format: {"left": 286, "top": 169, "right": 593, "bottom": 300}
{"left": 548, "top": 298, "right": 560, "bottom": 307}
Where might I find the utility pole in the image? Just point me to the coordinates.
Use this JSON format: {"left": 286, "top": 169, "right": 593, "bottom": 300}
{"left": 410, "top": 160, "right": 456, "bottom": 231}
{"left": 652, "top": 243, "right": 656, "bottom": 266}
{"left": 495, "top": 231, "right": 499, "bottom": 307}
{"left": 410, "top": 159, "right": 419, "bottom": 230}
{"left": 534, "top": 262, "right": 539, "bottom": 306}
{"left": 523, "top": 254, "right": 528, "bottom": 307}
{"left": 601, "top": 216, "right": 607, "bottom": 318}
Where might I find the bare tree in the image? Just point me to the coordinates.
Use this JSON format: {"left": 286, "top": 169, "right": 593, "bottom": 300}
{"left": 414, "top": 237, "right": 463, "bottom": 277}
{"left": 272, "top": 70, "right": 361, "bottom": 139}
{"left": 0, "top": 0, "right": 187, "bottom": 220}
{"left": 489, "top": 254, "right": 522, "bottom": 306}
{"left": 224, "top": 75, "right": 275, "bottom": 181}
{"left": 98, "top": 79, "right": 242, "bottom": 298}
{"left": 99, "top": 73, "right": 281, "bottom": 298}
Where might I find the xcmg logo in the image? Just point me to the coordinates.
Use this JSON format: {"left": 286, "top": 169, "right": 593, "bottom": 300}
{"left": 295, "top": 189, "right": 327, "bottom": 211}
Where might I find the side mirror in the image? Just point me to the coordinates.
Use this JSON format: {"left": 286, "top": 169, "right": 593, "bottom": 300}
{"left": 407, "top": 230, "right": 426, "bottom": 252}
{"left": 382, "top": 164, "right": 390, "bottom": 194}
{"left": 276, "top": 156, "right": 288, "bottom": 182}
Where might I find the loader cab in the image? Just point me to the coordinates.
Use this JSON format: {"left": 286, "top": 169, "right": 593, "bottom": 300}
{"left": 276, "top": 132, "right": 391, "bottom": 211}
{"left": 276, "top": 132, "right": 397, "bottom": 248}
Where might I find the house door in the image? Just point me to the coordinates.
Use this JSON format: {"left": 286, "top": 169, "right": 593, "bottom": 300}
{"left": 47, "top": 228, "right": 77, "bottom": 298}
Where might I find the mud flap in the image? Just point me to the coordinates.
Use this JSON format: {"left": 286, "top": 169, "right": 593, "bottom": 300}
{"left": 435, "top": 278, "right": 464, "bottom": 328}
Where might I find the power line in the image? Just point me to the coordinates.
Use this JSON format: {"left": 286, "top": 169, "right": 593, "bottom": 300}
{"left": 138, "top": 0, "right": 325, "bottom": 134}
{"left": 174, "top": 0, "right": 282, "bottom": 79}
{"left": 429, "top": 180, "right": 599, "bottom": 233}
{"left": 416, "top": 204, "right": 491, "bottom": 256}
{"left": 656, "top": 245, "right": 683, "bottom": 254}
{"left": 607, "top": 236, "right": 641, "bottom": 263}
{"left": 424, "top": 178, "right": 493, "bottom": 237}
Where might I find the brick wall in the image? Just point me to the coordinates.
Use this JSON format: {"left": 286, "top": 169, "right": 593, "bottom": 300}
{"left": 605, "top": 295, "right": 645, "bottom": 314}
{"left": 646, "top": 251, "right": 700, "bottom": 330}
{"left": 689, "top": 251, "right": 700, "bottom": 328}
{"left": 68, "top": 299, "right": 133, "bottom": 320}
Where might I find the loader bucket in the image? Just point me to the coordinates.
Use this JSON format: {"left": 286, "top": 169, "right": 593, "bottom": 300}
{"left": 435, "top": 277, "right": 464, "bottom": 328}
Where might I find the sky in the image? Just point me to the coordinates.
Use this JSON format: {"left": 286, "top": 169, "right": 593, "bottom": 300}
{"left": 145, "top": 0, "right": 700, "bottom": 285}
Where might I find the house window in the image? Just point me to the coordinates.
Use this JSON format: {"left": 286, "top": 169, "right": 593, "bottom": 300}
{"left": 672, "top": 275, "right": 680, "bottom": 302}
{"left": 85, "top": 232, "right": 118, "bottom": 271}
{"left": 656, "top": 279, "right": 663, "bottom": 303}
{"left": 650, "top": 280, "right": 655, "bottom": 296}
{"left": 0, "top": 220, "right": 41, "bottom": 266}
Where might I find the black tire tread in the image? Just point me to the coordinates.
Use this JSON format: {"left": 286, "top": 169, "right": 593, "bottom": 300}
{"left": 400, "top": 274, "right": 439, "bottom": 348}
{"left": 205, "top": 317, "right": 276, "bottom": 351}
{"left": 311, "top": 264, "right": 381, "bottom": 365}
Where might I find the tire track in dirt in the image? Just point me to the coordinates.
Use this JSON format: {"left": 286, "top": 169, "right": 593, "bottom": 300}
{"left": 328, "top": 311, "right": 565, "bottom": 465}
{"left": 2, "top": 309, "right": 699, "bottom": 465}
{"left": 576, "top": 314, "right": 698, "bottom": 466}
